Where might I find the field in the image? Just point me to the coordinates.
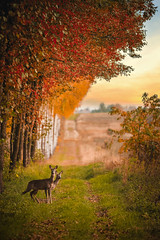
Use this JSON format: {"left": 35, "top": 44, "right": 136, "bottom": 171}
{"left": 0, "top": 162, "right": 160, "bottom": 240}
{"left": 52, "top": 113, "right": 123, "bottom": 167}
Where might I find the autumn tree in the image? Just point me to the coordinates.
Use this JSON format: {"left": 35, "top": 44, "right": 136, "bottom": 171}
{"left": 0, "top": 0, "right": 156, "bottom": 192}
{"left": 110, "top": 93, "right": 160, "bottom": 171}
{"left": 50, "top": 78, "right": 92, "bottom": 118}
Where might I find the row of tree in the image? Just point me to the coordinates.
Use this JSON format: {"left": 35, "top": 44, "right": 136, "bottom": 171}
{"left": 0, "top": 0, "right": 156, "bottom": 192}
{"left": 92, "top": 103, "right": 123, "bottom": 113}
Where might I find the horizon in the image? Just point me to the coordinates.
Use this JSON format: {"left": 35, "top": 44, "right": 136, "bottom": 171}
{"left": 76, "top": 102, "right": 141, "bottom": 112}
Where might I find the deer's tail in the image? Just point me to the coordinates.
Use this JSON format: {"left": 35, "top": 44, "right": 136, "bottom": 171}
{"left": 22, "top": 185, "right": 31, "bottom": 195}
{"left": 22, "top": 190, "right": 28, "bottom": 195}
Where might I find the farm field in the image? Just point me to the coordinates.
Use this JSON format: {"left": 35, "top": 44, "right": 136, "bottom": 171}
{"left": 52, "top": 113, "right": 123, "bottom": 167}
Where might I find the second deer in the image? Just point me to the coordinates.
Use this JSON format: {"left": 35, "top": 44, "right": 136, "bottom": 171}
{"left": 51, "top": 170, "right": 63, "bottom": 190}
{"left": 22, "top": 165, "right": 58, "bottom": 203}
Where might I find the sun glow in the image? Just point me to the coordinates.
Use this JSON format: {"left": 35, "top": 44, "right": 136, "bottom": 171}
{"left": 81, "top": 1, "right": 160, "bottom": 108}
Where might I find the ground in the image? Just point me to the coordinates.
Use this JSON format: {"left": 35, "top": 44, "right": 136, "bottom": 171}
{"left": 51, "top": 113, "right": 123, "bottom": 167}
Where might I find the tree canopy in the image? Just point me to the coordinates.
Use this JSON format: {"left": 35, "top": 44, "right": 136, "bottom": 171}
{"left": 0, "top": 0, "right": 157, "bottom": 192}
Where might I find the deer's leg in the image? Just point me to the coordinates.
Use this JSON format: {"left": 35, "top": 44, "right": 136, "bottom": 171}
{"left": 48, "top": 189, "right": 52, "bottom": 203}
{"left": 30, "top": 190, "right": 35, "bottom": 201}
{"left": 45, "top": 189, "right": 48, "bottom": 203}
{"left": 30, "top": 190, "right": 39, "bottom": 203}
{"left": 34, "top": 193, "right": 40, "bottom": 203}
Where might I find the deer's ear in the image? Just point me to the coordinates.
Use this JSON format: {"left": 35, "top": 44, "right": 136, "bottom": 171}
{"left": 61, "top": 171, "right": 63, "bottom": 174}
{"left": 49, "top": 165, "right": 52, "bottom": 169}
{"left": 55, "top": 165, "right": 58, "bottom": 169}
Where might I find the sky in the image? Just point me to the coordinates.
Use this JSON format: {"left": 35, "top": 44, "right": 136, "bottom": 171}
{"left": 81, "top": 0, "right": 160, "bottom": 109}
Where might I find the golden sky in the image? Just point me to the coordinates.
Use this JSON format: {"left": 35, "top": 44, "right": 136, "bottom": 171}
{"left": 81, "top": 0, "right": 160, "bottom": 108}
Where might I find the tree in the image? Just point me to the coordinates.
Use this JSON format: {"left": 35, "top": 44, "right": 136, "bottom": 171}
{"left": 49, "top": 78, "right": 92, "bottom": 118}
{"left": 92, "top": 103, "right": 123, "bottom": 113}
{"left": 0, "top": 0, "right": 156, "bottom": 192}
{"left": 110, "top": 93, "right": 160, "bottom": 171}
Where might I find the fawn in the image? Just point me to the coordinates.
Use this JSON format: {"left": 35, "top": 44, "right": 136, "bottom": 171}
{"left": 22, "top": 165, "right": 58, "bottom": 203}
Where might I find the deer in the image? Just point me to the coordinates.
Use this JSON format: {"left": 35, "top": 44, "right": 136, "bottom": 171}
{"left": 22, "top": 165, "right": 58, "bottom": 203}
{"left": 51, "top": 170, "right": 63, "bottom": 191}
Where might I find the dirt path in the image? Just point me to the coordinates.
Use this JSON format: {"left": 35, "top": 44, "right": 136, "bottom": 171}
{"left": 50, "top": 113, "right": 122, "bottom": 167}
{"left": 85, "top": 180, "right": 118, "bottom": 240}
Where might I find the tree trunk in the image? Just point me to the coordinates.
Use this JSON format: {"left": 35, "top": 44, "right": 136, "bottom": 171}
{"left": 31, "top": 139, "right": 36, "bottom": 159}
{"left": 0, "top": 77, "right": 8, "bottom": 193}
{"left": 23, "top": 128, "right": 28, "bottom": 167}
{"left": 27, "top": 132, "right": 32, "bottom": 164}
{"left": 0, "top": 115, "right": 7, "bottom": 193}
{"left": 17, "top": 121, "right": 24, "bottom": 163}
{"left": 27, "top": 119, "right": 36, "bottom": 164}
{"left": 10, "top": 115, "right": 22, "bottom": 171}
{"left": 31, "top": 121, "right": 37, "bottom": 159}
{"left": 10, "top": 116, "right": 15, "bottom": 159}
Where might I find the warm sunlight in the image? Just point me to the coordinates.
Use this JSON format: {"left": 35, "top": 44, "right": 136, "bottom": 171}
{"left": 1, "top": 1, "right": 160, "bottom": 239}
{"left": 81, "top": 0, "right": 160, "bottom": 108}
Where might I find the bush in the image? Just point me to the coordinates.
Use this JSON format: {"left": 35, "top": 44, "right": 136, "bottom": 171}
{"left": 110, "top": 93, "right": 160, "bottom": 172}
{"left": 32, "top": 149, "right": 44, "bottom": 163}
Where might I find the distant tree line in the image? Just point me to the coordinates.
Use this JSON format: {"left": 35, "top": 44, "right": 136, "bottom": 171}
{"left": 92, "top": 103, "right": 123, "bottom": 113}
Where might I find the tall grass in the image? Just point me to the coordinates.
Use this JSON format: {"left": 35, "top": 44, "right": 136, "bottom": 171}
{"left": 0, "top": 162, "right": 160, "bottom": 239}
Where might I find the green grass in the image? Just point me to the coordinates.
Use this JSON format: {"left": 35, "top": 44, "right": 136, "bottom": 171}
{"left": 0, "top": 163, "right": 160, "bottom": 239}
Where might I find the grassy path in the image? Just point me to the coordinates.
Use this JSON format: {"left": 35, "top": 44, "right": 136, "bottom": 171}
{"left": 0, "top": 163, "right": 160, "bottom": 239}
{"left": 0, "top": 164, "right": 115, "bottom": 240}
